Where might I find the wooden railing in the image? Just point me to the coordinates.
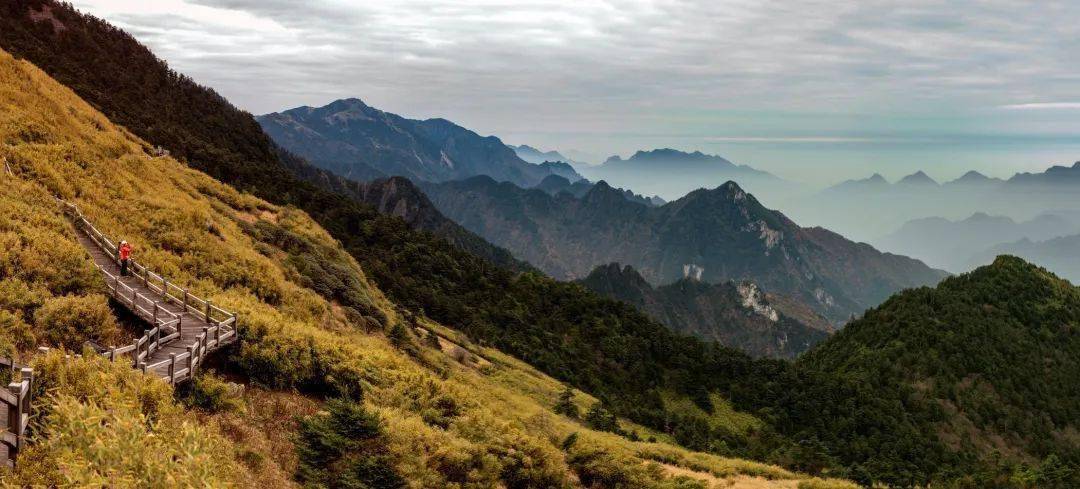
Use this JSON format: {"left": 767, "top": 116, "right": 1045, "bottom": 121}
{"left": 58, "top": 200, "right": 238, "bottom": 383}
{"left": 0, "top": 357, "right": 33, "bottom": 469}
{"left": 140, "top": 321, "right": 236, "bottom": 383}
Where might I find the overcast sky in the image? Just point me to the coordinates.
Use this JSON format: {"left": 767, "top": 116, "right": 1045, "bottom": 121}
{"left": 71, "top": 0, "right": 1080, "bottom": 185}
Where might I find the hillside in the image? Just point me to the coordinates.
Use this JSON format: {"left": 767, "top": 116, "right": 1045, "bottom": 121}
{"left": 580, "top": 264, "right": 829, "bottom": 358}
{"left": 0, "top": 47, "right": 859, "bottom": 488}
{"left": 420, "top": 177, "right": 947, "bottom": 322}
{"left": 799, "top": 256, "right": 1080, "bottom": 486}
{"left": 258, "top": 98, "right": 568, "bottom": 187}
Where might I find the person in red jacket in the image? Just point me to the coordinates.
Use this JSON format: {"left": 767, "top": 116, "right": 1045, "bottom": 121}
{"left": 119, "top": 240, "right": 132, "bottom": 276}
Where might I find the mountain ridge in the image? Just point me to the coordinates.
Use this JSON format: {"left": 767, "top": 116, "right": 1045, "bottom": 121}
{"left": 579, "top": 263, "right": 830, "bottom": 358}
{"left": 420, "top": 177, "right": 947, "bottom": 322}
{"left": 259, "top": 98, "right": 577, "bottom": 187}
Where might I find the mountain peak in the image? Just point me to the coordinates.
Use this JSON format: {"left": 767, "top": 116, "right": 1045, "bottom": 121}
{"left": 897, "top": 170, "right": 938, "bottom": 186}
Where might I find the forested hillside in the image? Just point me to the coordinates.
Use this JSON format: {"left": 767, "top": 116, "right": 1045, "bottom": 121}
{"left": 800, "top": 256, "right": 1080, "bottom": 485}
{"left": 580, "top": 264, "right": 829, "bottom": 358}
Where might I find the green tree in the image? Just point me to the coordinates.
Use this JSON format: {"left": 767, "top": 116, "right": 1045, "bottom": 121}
{"left": 553, "top": 387, "right": 579, "bottom": 419}
{"left": 584, "top": 402, "right": 619, "bottom": 433}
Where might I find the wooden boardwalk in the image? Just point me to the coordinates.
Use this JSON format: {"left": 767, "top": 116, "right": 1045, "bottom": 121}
{"left": 63, "top": 201, "right": 237, "bottom": 384}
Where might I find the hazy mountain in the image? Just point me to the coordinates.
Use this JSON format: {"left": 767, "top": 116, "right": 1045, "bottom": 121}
{"left": 875, "top": 212, "right": 1078, "bottom": 272}
{"left": 533, "top": 174, "right": 665, "bottom": 206}
{"left": 896, "top": 170, "right": 939, "bottom": 186}
{"left": 580, "top": 263, "right": 830, "bottom": 358}
{"left": 512, "top": 144, "right": 586, "bottom": 169}
{"left": 420, "top": 177, "right": 947, "bottom": 322}
{"left": 258, "top": 99, "right": 562, "bottom": 187}
{"left": 970, "top": 234, "right": 1080, "bottom": 283}
{"left": 791, "top": 164, "right": 1080, "bottom": 243}
{"left": 945, "top": 170, "right": 1004, "bottom": 187}
{"left": 576, "top": 148, "right": 793, "bottom": 202}
{"left": 536, "top": 160, "right": 584, "bottom": 182}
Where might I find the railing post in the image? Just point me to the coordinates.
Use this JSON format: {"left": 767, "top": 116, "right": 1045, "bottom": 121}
{"left": 153, "top": 303, "right": 158, "bottom": 324}
{"left": 162, "top": 278, "right": 168, "bottom": 300}
{"left": 169, "top": 354, "right": 176, "bottom": 383}
{"left": 139, "top": 362, "right": 147, "bottom": 374}
{"left": 131, "top": 338, "right": 139, "bottom": 368}
{"left": 205, "top": 300, "right": 212, "bottom": 323}
{"left": 186, "top": 346, "right": 193, "bottom": 378}
{"left": 182, "top": 290, "right": 188, "bottom": 312}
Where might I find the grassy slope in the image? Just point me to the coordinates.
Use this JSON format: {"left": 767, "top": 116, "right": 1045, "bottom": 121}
{"left": 0, "top": 50, "right": 852, "bottom": 488}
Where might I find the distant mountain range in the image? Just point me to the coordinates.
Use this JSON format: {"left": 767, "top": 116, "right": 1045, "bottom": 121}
{"left": 419, "top": 177, "right": 947, "bottom": 322}
{"left": 970, "top": 233, "right": 1080, "bottom": 283}
{"left": 580, "top": 263, "right": 830, "bottom": 358}
{"left": 874, "top": 212, "right": 1080, "bottom": 272}
{"left": 511, "top": 144, "right": 584, "bottom": 166}
{"left": 792, "top": 164, "right": 1080, "bottom": 243}
{"left": 533, "top": 174, "right": 666, "bottom": 206}
{"left": 574, "top": 148, "right": 794, "bottom": 202}
{"left": 258, "top": 99, "right": 580, "bottom": 187}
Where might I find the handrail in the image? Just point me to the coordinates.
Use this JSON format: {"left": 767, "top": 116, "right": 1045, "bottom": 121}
{"left": 0, "top": 360, "right": 33, "bottom": 469}
{"left": 57, "top": 199, "right": 238, "bottom": 383}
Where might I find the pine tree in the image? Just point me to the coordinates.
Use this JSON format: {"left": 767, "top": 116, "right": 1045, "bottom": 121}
{"left": 584, "top": 401, "right": 619, "bottom": 433}
{"left": 553, "top": 387, "right": 579, "bottom": 419}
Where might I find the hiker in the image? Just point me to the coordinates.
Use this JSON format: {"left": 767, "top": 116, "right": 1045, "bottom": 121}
{"left": 119, "top": 240, "right": 132, "bottom": 276}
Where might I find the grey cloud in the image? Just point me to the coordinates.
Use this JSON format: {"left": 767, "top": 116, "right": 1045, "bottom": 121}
{"left": 70, "top": 0, "right": 1080, "bottom": 183}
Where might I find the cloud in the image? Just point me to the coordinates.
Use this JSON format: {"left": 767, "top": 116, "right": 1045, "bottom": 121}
{"left": 68, "top": 0, "right": 1080, "bottom": 183}
{"left": 999, "top": 102, "right": 1080, "bottom": 110}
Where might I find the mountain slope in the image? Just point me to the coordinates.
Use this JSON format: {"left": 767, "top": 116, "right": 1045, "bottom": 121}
{"left": 0, "top": 3, "right": 861, "bottom": 478}
{"left": 800, "top": 256, "right": 1080, "bottom": 484}
{"left": 421, "top": 177, "right": 947, "bottom": 322}
{"left": 258, "top": 99, "right": 561, "bottom": 187}
{"left": 580, "top": 264, "right": 830, "bottom": 358}
{"left": 0, "top": 45, "right": 858, "bottom": 489}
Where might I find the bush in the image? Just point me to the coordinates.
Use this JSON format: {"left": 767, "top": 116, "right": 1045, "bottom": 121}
{"left": 554, "top": 387, "right": 580, "bottom": 419}
{"left": 6, "top": 351, "right": 243, "bottom": 487}
{"left": 295, "top": 398, "right": 405, "bottom": 489}
{"left": 179, "top": 372, "right": 244, "bottom": 414}
{"left": 585, "top": 402, "right": 620, "bottom": 433}
{"left": 33, "top": 294, "right": 119, "bottom": 349}
{"left": 0, "top": 309, "right": 35, "bottom": 351}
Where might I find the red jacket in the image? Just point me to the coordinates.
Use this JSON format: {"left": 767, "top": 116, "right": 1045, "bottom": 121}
{"left": 119, "top": 243, "right": 132, "bottom": 260}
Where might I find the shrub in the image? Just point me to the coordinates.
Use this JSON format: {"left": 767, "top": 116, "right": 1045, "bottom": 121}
{"left": 179, "top": 372, "right": 244, "bottom": 414}
{"left": 585, "top": 402, "right": 620, "bottom": 433}
{"left": 33, "top": 294, "right": 119, "bottom": 349}
{"left": 295, "top": 398, "right": 405, "bottom": 489}
{"left": 6, "top": 351, "right": 243, "bottom": 487}
{"left": 554, "top": 387, "right": 580, "bottom": 419}
{"left": 0, "top": 309, "right": 35, "bottom": 351}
